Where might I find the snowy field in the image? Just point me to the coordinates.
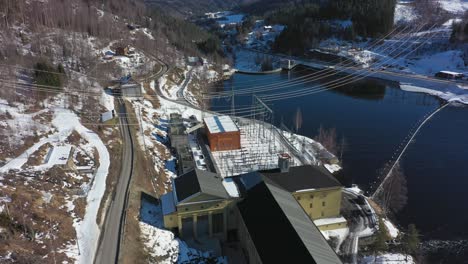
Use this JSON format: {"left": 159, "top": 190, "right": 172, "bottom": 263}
{"left": 395, "top": 2, "right": 418, "bottom": 24}
{"left": 0, "top": 107, "right": 111, "bottom": 264}
{"left": 438, "top": 0, "right": 468, "bottom": 13}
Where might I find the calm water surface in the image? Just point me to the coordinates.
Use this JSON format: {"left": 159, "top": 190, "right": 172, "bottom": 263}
{"left": 211, "top": 67, "right": 468, "bottom": 261}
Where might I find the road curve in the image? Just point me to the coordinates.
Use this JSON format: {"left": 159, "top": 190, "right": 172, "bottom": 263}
{"left": 94, "top": 99, "right": 135, "bottom": 264}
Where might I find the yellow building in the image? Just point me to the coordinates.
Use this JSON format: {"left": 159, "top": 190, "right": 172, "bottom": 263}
{"left": 263, "top": 165, "right": 347, "bottom": 231}
{"left": 161, "top": 169, "right": 238, "bottom": 240}
{"left": 160, "top": 166, "right": 344, "bottom": 263}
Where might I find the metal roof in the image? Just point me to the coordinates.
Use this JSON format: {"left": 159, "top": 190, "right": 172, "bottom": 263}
{"left": 262, "top": 165, "right": 342, "bottom": 193}
{"left": 236, "top": 175, "right": 342, "bottom": 264}
{"left": 204, "top": 116, "right": 239, "bottom": 134}
{"left": 264, "top": 177, "right": 343, "bottom": 264}
{"left": 161, "top": 191, "right": 176, "bottom": 215}
{"left": 197, "top": 169, "right": 230, "bottom": 199}
{"left": 173, "top": 169, "right": 230, "bottom": 204}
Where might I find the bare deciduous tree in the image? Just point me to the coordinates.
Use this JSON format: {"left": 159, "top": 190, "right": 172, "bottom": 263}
{"left": 380, "top": 162, "right": 408, "bottom": 215}
{"left": 315, "top": 126, "right": 340, "bottom": 155}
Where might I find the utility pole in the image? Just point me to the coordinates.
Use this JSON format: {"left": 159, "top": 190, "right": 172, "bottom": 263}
{"left": 231, "top": 81, "right": 235, "bottom": 117}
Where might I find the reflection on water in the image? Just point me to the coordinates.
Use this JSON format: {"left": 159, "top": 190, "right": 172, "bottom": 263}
{"left": 211, "top": 68, "right": 468, "bottom": 262}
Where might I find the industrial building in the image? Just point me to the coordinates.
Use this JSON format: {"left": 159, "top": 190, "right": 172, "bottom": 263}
{"left": 168, "top": 113, "right": 197, "bottom": 175}
{"left": 160, "top": 162, "right": 344, "bottom": 263}
{"left": 262, "top": 163, "right": 347, "bottom": 231}
{"left": 204, "top": 116, "right": 241, "bottom": 152}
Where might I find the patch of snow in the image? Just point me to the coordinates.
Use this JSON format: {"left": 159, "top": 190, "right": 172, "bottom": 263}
{"left": 51, "top": 109, "right": 110, "bottom": 264}
{"left": 321, "top": 227, "right": 349, "bottom": 253}
{"left": 438, "top": 0, "right": 468, "bottom": 13}
{"left": 41, "top": 191, "right": 53, "bottom": 204}
{"left": 314, "top": 216, "right": 347, "bottom": 227}
{"left": 400, "top": 50, "right": 466, "bottom": 76}
{"left": 100, "top": 90, "right": 114, "bottom": 111}
{"left": 400, "top": 84, "right": 468, "bottom": 105}
{"left": 324, "top": 163, "right": 342, "bottom": 173}
{"left": 222, "top": 178, "right": 240, "bottom": 198}
{"left": 345, "top": 185, "right": 364, "bottom": 195}
{"left": 383, "top": 218, "right": 399, "bottom": 239}
{"left": 361, "top": 253, "right": 415, "bottom": 264}
{"left": 34, "top": 144, "right": 72, "bottom": 171}
{"left": 395, "top": 2, "right": 418, "bottom": 24}
{"left": 139, "top": 198, "right": 226, "bottom": 263}
{"left": 140, "top": 221, "right": 179, "bottom": 264}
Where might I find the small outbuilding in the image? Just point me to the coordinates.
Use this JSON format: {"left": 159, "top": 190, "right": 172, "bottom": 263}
{"left": 435, "top": 71, "right": 464, "bottom": 80}
{"left": 204, "top": 116, "right": 240, "bottom": 152}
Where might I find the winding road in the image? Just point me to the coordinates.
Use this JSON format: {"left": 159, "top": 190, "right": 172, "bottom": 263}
{"left": 94, "top": 53, "right": 169, "bottom": 264}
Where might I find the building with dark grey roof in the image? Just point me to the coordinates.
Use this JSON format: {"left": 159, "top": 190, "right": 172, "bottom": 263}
{"left": 161, "top": 169, "right": 239, "bottom": 241}
{"left": 262, "top": 165, "right": 342, "bottom": 192}
{"left": 160, "top": 165, "right": 344, "bottom": 263}
{"left": 262, "top": 165, "right": 347, "bottom": 232}
{"left": 235, "top": 172, "right": 343, "bottom": 264}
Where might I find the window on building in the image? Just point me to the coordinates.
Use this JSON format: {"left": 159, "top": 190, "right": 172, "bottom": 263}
{"left": 322, "top": 201, "right": 326, "bottom": 207}
{"left": 321, "top": 211, "right": 324, "bottom": 217}
{"left": 297, "top": 195, "right": 301, "bottom": 200}
{"left": 309, "top": 203, "right": 313, "bottom": 208}
{"left": 310, "top": 194, "right": 314, "bottom": 199}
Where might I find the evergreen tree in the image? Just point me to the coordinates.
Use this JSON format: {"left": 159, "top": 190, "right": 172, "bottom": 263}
{"left": 372, "top": 218, "right": 390, "bottom": 254}
{"left": 402, "top": 224, "right": 420, "bottom": 258}
{"left": 34, "top": 61, "right": 62, "bottom": 89}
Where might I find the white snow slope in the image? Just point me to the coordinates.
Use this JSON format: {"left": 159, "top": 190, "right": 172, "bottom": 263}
{"left": 438, "top": 0, "right": 468, "bottom": 13}
{"left": 0, "top": 108, "right": 110, "bottom": 264}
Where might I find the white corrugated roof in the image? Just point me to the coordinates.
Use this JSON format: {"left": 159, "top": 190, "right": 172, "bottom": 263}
{"left": 204, "top": 116, "right": 239, "bottom": 134}
{"left": 439, "top": 70, "right": 464, "bottom": 75}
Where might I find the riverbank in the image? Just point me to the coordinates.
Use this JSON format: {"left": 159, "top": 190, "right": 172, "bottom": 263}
{"left": 212, "top": 70, "right": 468, "bottom": 262}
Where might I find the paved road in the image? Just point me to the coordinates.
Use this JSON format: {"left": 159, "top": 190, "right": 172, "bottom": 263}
{"left": 243, "top": 47, "right": 467, "bottom": 95}
{"left": 176, "top": 68, "right": 193, "bottom": 102}
{"left": 94, "top": 51, "right": 170, "bottom": 264}
{"left": 95, "top": 99, "right": 135, "bottom": 264}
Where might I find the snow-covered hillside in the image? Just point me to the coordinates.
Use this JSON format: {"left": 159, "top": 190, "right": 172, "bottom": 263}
{"left": 438, "top": 0, "right": 468, "bottom": 13}
{"left": 395, "top": 1, "right": 418, "bottom": 24}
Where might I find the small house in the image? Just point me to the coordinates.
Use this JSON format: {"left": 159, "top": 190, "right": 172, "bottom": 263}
{"left": 204, "top": 116, "right": 241, "bottom": 152}
{"left": 187, "top": 56, "right": 203, "bottom": 66}
{"left": 104, "top": 51, "right": 115, "bottom": 60}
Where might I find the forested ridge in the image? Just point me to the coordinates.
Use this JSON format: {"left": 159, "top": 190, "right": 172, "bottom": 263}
{"left": 240, "top": 0, "right": 397, "bottom": 55}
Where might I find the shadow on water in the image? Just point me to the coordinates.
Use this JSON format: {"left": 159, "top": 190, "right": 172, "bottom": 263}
{"left": 211, "top": 67, "right": 468, "bottom": 263}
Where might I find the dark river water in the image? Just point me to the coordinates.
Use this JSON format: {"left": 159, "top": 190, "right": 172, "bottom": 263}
{"left": 211, "top": 67, "right": 468, "bottom": 262}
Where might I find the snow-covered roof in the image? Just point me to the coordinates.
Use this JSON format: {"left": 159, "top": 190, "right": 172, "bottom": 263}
{"left": 48, "top": 145, "right": 72, "bottom": 166}
{"left": 204, "top": 116, "right": 239, "bottom": 134}
{"left": 313, "top": 216, "right": 347, "bottom": 227}
{"left": 222, "top": 178, "right": 240, "bottom": 198}
{"left": 324, "top": 164, "right": 342, "bottom": 173}
{"left": 438, "top": 70, "right": 464, "bottom": 76}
